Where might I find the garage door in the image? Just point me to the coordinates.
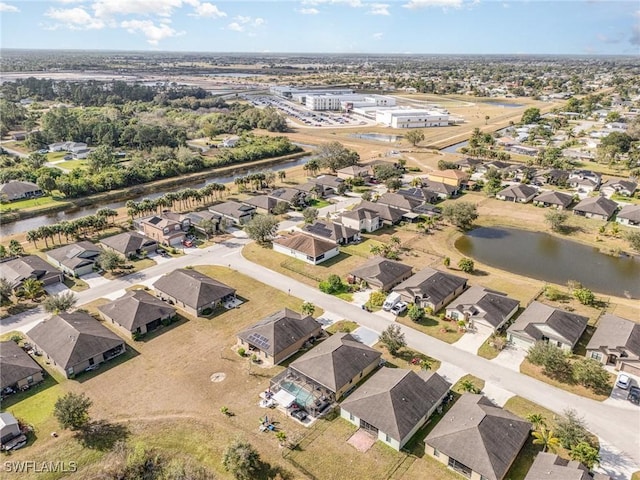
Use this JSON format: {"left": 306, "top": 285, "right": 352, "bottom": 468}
{"left": 620, "top": 362, "right": 640, "bottom": 377}
{"left": 507, "top": 333, "right": 531, "bottom": 351}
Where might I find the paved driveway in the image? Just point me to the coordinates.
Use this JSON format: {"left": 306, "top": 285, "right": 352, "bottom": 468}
{"left": 491, "top": 345, "right": 527, "bottom": 371}
{"left": 351, "top": 326, "right": 380, "bottom": 347}
{"left": 82, "top": 272, "right": 111, "bottom": 288}
{"left": 452, "top": 325, "right": 492, "bottom": 354}
{"left": 44, "top": 282, "right": 69, "bottom": 296}
{"left": 482, "top": 382, "right": 515, "bottom": 407}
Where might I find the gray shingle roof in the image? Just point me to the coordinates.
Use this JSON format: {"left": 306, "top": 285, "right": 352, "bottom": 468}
{"left": 393, "top": 267, "right": 467, "bottom": 307}
{"left": 426, "top": 394, "right": 530, "bottom": 480}
{"left": 27, "top": 312, "right": 124, "bottom": 370}
{"left": 97, "top": 290, "right": 176, "bottom": 332}
{"left": 0, "top": 341, "right": 44, "bottom": 389}
{"left": 341, "top": 206, "right": 380, "bottom": 221}
{"left": 586, "top": 314, "right": 640, "bottom": 356}
{"left": 618, "top": 204, "right": 640, "bottom": 222}
{"left": 422, "top": 180, "right": 459, "bottom": 196}
{"left": 153, "top": 269, "right": 235, "bottom": 310}
{"left": 448, "top": 286, "right": 519, "bottom": 329}
{"left": 573, "top": 196, "right": 618, "bottom": 217}
{"left": 243, "top": 195, "right": 278, "bottom": 212}
{"left": 497, "top": 184, "right": 538, "bottom": 200}
{"left": 0, "top": 255, "right": 62, "bottom": 288}
{"left": 46, "top": 241, "right": 101, "bottom": 269}
{"left": 237, "top": 308, "right": 321, "bottom": 358}
{"left": 290, "top": 333, "right": 381, "bottom": 393}
{"left": 0, "top": 181, "right": 41, "bottom": 197}
{"left": 360, "top": 200, "right": 404, "bottom": 223}
{"left": 507, "top": 301, "right": 588, "bottom": 348}
{"left": 524, "top": 452, "right": 609, "bottom": 480}
{"left": 100, "top": 232, "right": 157, "bottom": 256}
{"left": 268, "top": 188, "right": 303, "bottom": 203}
{"left": 341, "top": 368, "right": 450, "bottom": 442}
{"left": 533, "top": 190, "right": 574, "bottom": 208}
{"left": 209, "top": 201, "right": 255, "bottom": 219}
{"left": 273, "top": 233, "right": 337, "bottom": 257}
{"left": 349, "top": 257, "right": 413, "bottom": 289}
{"left": 377, "top": 192, "right": 423, "bottom": 212}
{"left": 302, "top": 220, "right": 358, "bottom": 244}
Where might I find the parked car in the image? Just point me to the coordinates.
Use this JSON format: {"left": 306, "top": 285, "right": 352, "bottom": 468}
{"left": 616, "top": 373, "right": 631, "bottom": 390}
{"left": 391, "top": 302, "right": 408, "bottom": 315}
{"left": 291, "top": 409, "right": 307, "bottom": 421}
{"left": 628, "top": 386, "right": 640, "bottom": 405}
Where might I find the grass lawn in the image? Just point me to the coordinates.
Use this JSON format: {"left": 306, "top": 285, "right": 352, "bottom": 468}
{"left": 452, "top": 374, "right": 485, "bottom": 394}
{"left": 520, "top": 359, "right": 614, "bottom": 402}
{"left": 62, "top": 276, "right": 90, "bottom": 292}
{"left": 56, "top": 159, "right": 88, "bottom": 170}
{"left": 340, "top": 238, "right": 384, "bottom": 258}
{"left": 632, "top": 472, "right": 640, "bottom": 480}
{"left": 326, "top": 320, "right": 359, "bottom": 334}
{"left": 284, "top": 411, "right": 406, "bottom": 480}
{"left": 0, "top": 301, "right": 40, "bottom": 319}
{"left": 374, "top": 344, "right": 442, "bottom": 372}
{"left": 396, "top": 315, "right": 464, "bottom": 344}
{"left": 0, "top": 195, "right": 70, "bottom": 213}
{"left": 102, "top": 257, "right": 157, "bottom": 280}
{"left": 477, "top": 334, "right": 506, "bottom": 360}
{"left": 308, "top": 198, "right": 331, "bottom": 209}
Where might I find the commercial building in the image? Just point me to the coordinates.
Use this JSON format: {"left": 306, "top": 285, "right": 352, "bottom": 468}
{"left": 376, "top": 108, "right": 449, "bottom": 128}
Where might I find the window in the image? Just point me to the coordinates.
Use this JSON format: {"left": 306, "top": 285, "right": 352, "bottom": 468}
{"left": 27, "top": 375, "right": 33, "bottom": 385}
{"left": 448, "top": 458, "right": 472, "bottom": 478}
{"left": 349, "top": 413, "right": 355, "bottom": 421}
{"left": 385, "top": 434, "right": 391, "bottom": 443}
{"left": 590, "top": 352, "right": 603, "bottom": 361}
{"left": 433, "top": 448, "right": 440, "bottom": 458}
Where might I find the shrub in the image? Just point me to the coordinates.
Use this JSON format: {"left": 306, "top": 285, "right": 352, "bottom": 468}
{"left": 237, "top": 347, "right": 246, "bottom": 357}
{"left": 367, "top": 291, "right": 386, "bottom": 308}
{"left": 407, "top": 304, "right": 424, "bottom": 322}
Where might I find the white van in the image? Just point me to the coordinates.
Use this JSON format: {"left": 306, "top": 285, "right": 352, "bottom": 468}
{"left": 382, "top": 292, "right": 402, "bottom": 311}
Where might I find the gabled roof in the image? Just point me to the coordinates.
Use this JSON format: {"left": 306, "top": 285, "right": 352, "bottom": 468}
{"left": 601, "top": 178, "right": 637, "bottom": 193}
{"left": 426, "top": 394, "right": 530, "bottom": 480}
{"left": 0, "top": 181, "right": 41, "bottom": 196}
{"left": 237, "top": 308, "right": 321, "bottom": 357}
{"left": 376, "top": 192, "right": 422, "bottom": 212}
{"left": 448, "top": 286, "right": 519, "bottom": 329}
{"left": 586, "top": 314, "right": 640, "bottom": 356}
{"left": 336, "top": 165, "right": 371, "bottom": 177}
{"left": 153, "top": 269, "right": 236, "bottom": 310}
{"left": 100, "top": 232, "right": 157, "bottom": 255}
{"left": 0, "top": 255, "right": 61, "bottom": 288}
{"left": 273, "top": 233, "right": 337, "bottom": 258}
{"left": 27, "top": 312, "right": 124, "bottom": 369}
{"left": 618, "top": 204, "right": 640, "bottom": 222}
{"left": 397, "top": 187, "right": 440, "bottom": 204}
{"left": 97, "top": 290, "right": 176, "bottom": 332}
{"left": 349, "top": 257, "right": 413, "bottom": 287}
{"left": 422, "top": 179, "right": 459, "bottom": 196}
{"left": 393, "top": 267, "right": 467, "bottom": 306}
{"left": 497, "top": 184, "right": 538, "bottom": 199}
{"left": 341, "top": 206, "right": 380, "bottom": 221}
{"left": 0, "top": 341, "right": 44, "bottom": 389}
{"left": 573, "top": 196, "right": 618, "bottom": 217}
{"left": 533, "top": 190, "right": 573, "bottom": 208}
{"left": 524, "top": 452, "right": 610, "bottom": 480}
{"left": 359, "top": 200, "right": 404, "bottom": 223}
{"left": 209, "top": 201, "right": 255, "bottom": 218}
{"left": 341, "top": 368, "right": 450, "bottom": 442}
{"left": 0, "top": 412, "right": 18, "bottom": 429}
{"left": 312, "top": 174, "right": 344, "bottom": 188}
{"left": 290, "top": 333, "right": 381, "bottom": 393}
{"left": 507, "top": 301, "right": 588, "bottom": 347}
{"left": 302, "top": 220, "right": 358, "bottom": 243}
{"left": 47, "top": 241, "right": 101, "bottom": 268}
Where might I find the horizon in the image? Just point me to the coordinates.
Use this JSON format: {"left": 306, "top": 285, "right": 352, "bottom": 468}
{"left": 0, "top": 0, "right": 638, "bottom": 55}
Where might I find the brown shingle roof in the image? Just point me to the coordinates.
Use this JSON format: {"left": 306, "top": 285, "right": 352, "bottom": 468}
{"left": 97, "top": 290, "right": 176, "bottom": 332}
{"left": 573, "top": 196, "right": 618, "bottom": 217}
{"left": 426, "top": 394, "right": 530, "bottom": 480}
{"left": 349, "top": 257, "right": 413, "bottom": 289}
{"left": 586, "top": 314, "right": 640, "bottom": 356}
{"left": 0, "top": 341, "right": 44, "bottom": 389}
{"left": 273, "top": 234, "right": 336, "bottom": 258}
{"left": 100, "top": 232, "right": 157, "bottom": 256}
{"left": 524, "top": 452, "right": 609, "bottom": 480}
{"left": 153, "top": 269, "right": 236, "bottom": 311}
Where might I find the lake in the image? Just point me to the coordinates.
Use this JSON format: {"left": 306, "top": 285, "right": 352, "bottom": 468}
{"left": 455, "top": 227, "right": 640, "bottom": 298}
{"left": 349, "top": 133, "right": 403, "bottom": 143}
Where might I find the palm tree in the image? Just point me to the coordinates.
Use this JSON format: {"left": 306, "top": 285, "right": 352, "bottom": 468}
{"left": 459, "top": 379, "right": 479, "bottom": 394}
{"left": 0, "top": 278, "right": 13, "bottom": 305}
{"left": 26, "top": 230, "right": 39, "bottom": 249}
{"left": 21, "top": 278, "right": 44, "bottom": 301}
{"left": 8, "top": 239, "right": 24, "bottom": 257}
{"left": 301, "top": 302, "right": 315, "bottom": 316}
{"left": 278, "top": 171, "right": 286, "bottom": 183}
{"left": 370, "top": 244, "right": 382, "bottom": 256}
{"left": 526, "top": 413, "right": 547, "bottom": 432}
{"left": 532, "top": 427, "right": 560, "bottom": 453}
{"left": 419, "top": 358, "right": 432, "bottom": 371}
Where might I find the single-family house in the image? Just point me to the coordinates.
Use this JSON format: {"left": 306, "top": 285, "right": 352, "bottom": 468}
{"left": 348, "top": 257, "right": 413, "bottom": 292}
{"left": 27, "top": 312, "right": 125, "bottom": 378}
{"left": 97, "top": 290, "right": 176, "bottom": 338}
{"left": 428, "top": 169, "right": 469, "bottom": 188}
{"left": 274, "top": 332, "right": 381, "bottom": 403}
{"left": 586, "top": 314, "right": 640, "bottom": 376}
{"left": 153, "top": 268, "right": 236, "bottom": 317}
{"left": 507, "top": 301, "right": 588, "bottom": 352}
{"left": 219, "top": 136, "right": 240, "bottom": 148}
{"left": 573, "top": 196, "right": 618, "bottom": 221}
{"left": 376, "top": 192, "right": 423, "bottom": 213}
{"left": 209, "top": 201, "right": 256, "bottom": 225}
{"left": 600, "top": 178, "right": 637, "bottom": 198}
{"left": 454, "top": 158, "right": 483, "bottom": 172}
{"left": 100, "top": 232, "right": 158, "bottom": 259}
{"left": 0, "top": 340, "right": 45, "bottom": 391}
{"left": 302, "top": 220, "right": 360, "bottom": 245}
{"left": 445, "top": 286, "right": 519, "bottom": 333}
{"left": 496, "top": 184, "right": 538, "bottom": 203}
{"left": 398, "top": 187, "right": 440, "bottom": 205}
{"left": 341, "top": 368, "right": 450, "bottom": 451}
{"left": 10, "top": 131, "right": 26, "bottom": 141}
{"left": 46, "top": 241, "right": 102, "bottom": 277}
{"left": 509, "top": 145, "right": 539, "bottom": 156}
{"left": 242, "top": 195, "right": 280, "bottom": 214}
{"left": 0, "top": 412, "right": 21, "bottom": 445}
{"left": 180, "top": 210, "right": 222, "bottom": 237}
{"left": 422, "top": 179, "right": 460, "bottom": 199}
{"left": 425, "top": 394, "right": 530, "bottom": 480}
{"left": 617, "top": 204, "right": 640, "bottom": 227}
{"left": 542, "top": 169, "right": 570, "bottom": 186}
{"left": 340, "top": 206, "right": 382, "bottom": 232}
{"left": 336, "top": 165, "right": 372, "bottom": 182}
{"left": 569, "top": 170, "right": 602, "bottom": 190}
{"left": 311, "top": 175, "right": 345, "bottom": 195}
{"left": 0, "top": 181, "right": 43, "bottom": 202}
{"left": 272, "top": 233, "right": 340, "bottom": 265}
{"left": 48, "top": 141, "right": 87, "bottom": 153}
{"left": 393, "top": 268, "right": 467, "bottom": 312}
{"left": 237, "top": 308, "right": 322, "bottom": 366}
{"left": 0, "top": 255, "right": 63, "bottom": 289}
{"left": 524, "top": 452, "right": 611, "bottom": 480}
{"left": 268, "top": 187, "right": 308, "bottom": 208}
{"left": 533, "top": 190, "right": 574, "bottom": 210}
{"left": 134, "top": 212, "right": 190, "bottom": 246}
{"left": 359, "top": 200, "right": 404, "bottom": 225}
{"left": 72, "top": 148, "right": 91, "bottom": 159}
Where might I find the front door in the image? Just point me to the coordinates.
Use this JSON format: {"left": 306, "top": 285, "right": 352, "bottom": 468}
{"left": 360, "top": 419, "right": 378, "bottom": 435}
{"left": 607, "top": 354, "right": 618, "bottom": 366}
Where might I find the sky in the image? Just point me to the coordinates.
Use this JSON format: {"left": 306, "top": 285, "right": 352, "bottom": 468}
{"left": 0, "top": 0, "right": 638, "bottom": 55}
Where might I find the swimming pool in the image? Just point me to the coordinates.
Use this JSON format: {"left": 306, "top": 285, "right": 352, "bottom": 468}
{"left": 279, "top": 381, "right": 317, "bottom": 409}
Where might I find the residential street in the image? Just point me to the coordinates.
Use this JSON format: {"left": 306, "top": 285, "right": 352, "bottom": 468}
{"left": 2, "top": 236, "right": 639, "bottom": 477}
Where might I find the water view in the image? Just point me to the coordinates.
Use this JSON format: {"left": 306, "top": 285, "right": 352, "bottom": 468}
{"left": 348, "top": 133, "right": 403, "bottom": 143}
{"left": 455, "top": 227, "right": 640, "bottom": 298}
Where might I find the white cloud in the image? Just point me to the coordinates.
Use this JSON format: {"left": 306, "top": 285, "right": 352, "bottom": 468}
{"left": 92, "top": 0, "right": 184, "bottom": 19}
{"left": 0, "top": 2, "right": 19, "bottom": 13}
{"left": 373, "top": 32, "right": 383, "bottom": 39}
{"left": 298, "top": 8, "right": 320, "bottom": 14}
{"left": 403, "top": 0, "right": 463, "bottom": 9}
{"left": 121, "top": 19, "right": 184, "bottom": 44}
{"left": 54, "top": 0, "right": 87, "bottom": 3}
{"left": 302, "top": 0, "right": 363, "bottom": 7}
{"left": 235, "top": 15, "right": 251, "bottom": 24}
{"left": 253, "top": 17, "right": 265, "bottom": 26}
{"left": 228, "top": 15, "right": 265, "bottom": 31}
{"left": 369, "top": 3, "right": 390, "bottom": 15}
{"left": 45, "top": 7, "right": 105, "bottom": 30}
{"left": 189, "top": 2, "right": 226, "bottom": 18}
{"left": 228, "top": 22, "right": 244, "bottom": 32}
